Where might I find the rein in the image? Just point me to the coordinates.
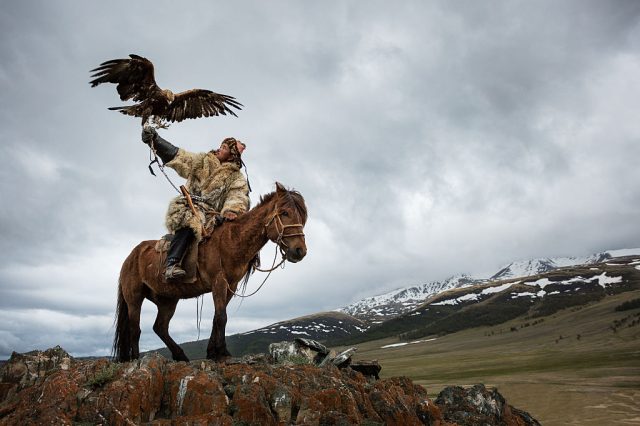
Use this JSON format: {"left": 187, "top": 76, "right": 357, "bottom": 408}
{"left": 226, "top": 203, "right": 305, "bottom": 298}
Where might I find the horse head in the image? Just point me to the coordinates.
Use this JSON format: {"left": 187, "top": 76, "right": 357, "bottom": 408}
{"left": 264, "top": 182, "right": 308, "bottom": 263}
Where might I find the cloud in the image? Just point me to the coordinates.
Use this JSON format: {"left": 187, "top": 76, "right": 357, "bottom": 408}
{"left": 1, "top": 0, "right": 639, "bottom": 358}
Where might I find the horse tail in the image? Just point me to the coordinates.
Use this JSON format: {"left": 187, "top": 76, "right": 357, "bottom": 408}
{"left": 112, "top": 278, "right": 131, "bottom": 362}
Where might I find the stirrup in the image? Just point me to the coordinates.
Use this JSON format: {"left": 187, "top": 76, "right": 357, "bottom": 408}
{"left": 165, "top": 264, "right": 187, "bottom": 282}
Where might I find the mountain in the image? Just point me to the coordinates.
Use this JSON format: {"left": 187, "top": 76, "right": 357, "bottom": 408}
{"left": 153, "top": 311, "right": 367, "bottom": 360}
{"left": 331, "top": 253, "right": 640, "bottom": 345}
{"left": 338, "top": 274, "right": 485, "bottom": 322}
{"left": 152, "top": 249, "right": 640, "bottom": 358}
{"left": 339, "top": 250, "right": 627, "bottom": 324}
{"left": 490, "top": 252, "right": 612, "bottom": 280}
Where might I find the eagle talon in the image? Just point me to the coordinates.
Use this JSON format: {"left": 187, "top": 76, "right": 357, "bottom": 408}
{"left": 152, "top": 116, "right": 170, "bottom": 129}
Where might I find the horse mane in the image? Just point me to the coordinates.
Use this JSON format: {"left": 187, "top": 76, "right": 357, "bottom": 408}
{"left": 237, "top": 186, "right": 307, "bottom": 294}
{"left": 257, "top": 187, "right": 308, "bottom": 224}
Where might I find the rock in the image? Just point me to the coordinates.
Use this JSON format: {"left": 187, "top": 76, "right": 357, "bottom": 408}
{"left": 317, "top": 349, "right": 337, "bottom": 367}
{"left": 332, "top": 347, "right": 357, "bottom": 368}
{"left": 294, "top": 337, "right": 329, "bottom": 355}
{"left": 435, "top": 383, "right": 541, "bottom": 426}
{"left": 0, "top": 346, "right": 541, "bottom": 425}
{"left": 350, "top": 360, "right": 382, "bottom": 379}
{"left": 0, "top": 345, "right": 73, "bottom": 403}
{"left": 226, "top": 352, "right": 270, "bottom": 366}
{"left": 268, "top": 340, "right": 318, "bottom": 365}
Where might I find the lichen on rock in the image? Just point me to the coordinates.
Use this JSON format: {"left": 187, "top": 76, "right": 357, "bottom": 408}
{"left": 0, "top": 345, "right": 540, "bottom": 425}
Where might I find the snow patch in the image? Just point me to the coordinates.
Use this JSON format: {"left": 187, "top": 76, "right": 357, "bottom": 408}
{"left": 381, "top": 338, "right": 437, "bottom": 349}
{"left": 432, "top": 292, "right": 480, "bottom": 306}
{"left": 524, "top": 278, "right": 553, "bottom": 289}
{"left": 511, "top": 292, "right": 536, "bottom": 298}
{"left": 381, "top": 342, "right": 408, "bottom": 348}
{"left": 593, "top": 273, "right": 622, "bottom": 288}
{"left": 481, "top": 282, "right": 514, "bottom": 295}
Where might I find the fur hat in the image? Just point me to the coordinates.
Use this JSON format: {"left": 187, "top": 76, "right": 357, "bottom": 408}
{"left": 220, "top": 137, "right": 243, "bottom": 168}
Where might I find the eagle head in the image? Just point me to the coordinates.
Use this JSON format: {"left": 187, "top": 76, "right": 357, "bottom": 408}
{"left": 162, "top": 89, "right": 175, "bottom": 104}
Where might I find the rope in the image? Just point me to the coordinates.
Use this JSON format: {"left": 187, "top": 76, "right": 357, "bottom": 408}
{"left": 148, "top": 146, "right": 181, "bottom": 194}
{"left": 226, "top": 244, "right": 285, "bottom": 298}
{"left": 196, "top": 295, "right": 205, "bottom": 340}
{"left": 146, "top": 125, "right": 181, "bottom": 194}
{"left": 226, "top": 206, "right": 305, "bottom": 299}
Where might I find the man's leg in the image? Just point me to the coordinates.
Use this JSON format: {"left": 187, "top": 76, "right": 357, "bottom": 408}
{"left": 165, "top": 227, "right": 194, "bottom": 282}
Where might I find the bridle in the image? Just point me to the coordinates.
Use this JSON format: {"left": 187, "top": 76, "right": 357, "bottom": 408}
{"left": 264, "top": 204, "right": 306, "bottom": 257}
{"left": 226, "top": 202, "right": 306, "bottom": 298}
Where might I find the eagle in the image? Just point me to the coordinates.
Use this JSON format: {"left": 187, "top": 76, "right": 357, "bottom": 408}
{"left": 89, "top": 54, "right": 242, "bottom": 128}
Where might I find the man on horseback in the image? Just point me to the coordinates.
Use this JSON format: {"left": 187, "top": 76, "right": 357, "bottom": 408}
{"left": 142, "top": 127, "right": 250, "bottom": 282}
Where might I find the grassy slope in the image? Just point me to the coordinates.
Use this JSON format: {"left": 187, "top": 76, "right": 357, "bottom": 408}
{"left": 152, "top": 311, "right": 365, "bottom": 359}
{"left": 347, "top": 289, "right": 640, "bottom": 426}
{"left": 332, "top": 261, "right": 639, "bottom": 346}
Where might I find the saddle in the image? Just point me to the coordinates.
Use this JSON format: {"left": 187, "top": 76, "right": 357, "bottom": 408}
{"left": 154, "top": 235, "right": 199, "bottom": 283}
{"left": 154, "top": 213, "right": 223, "bottom": 284}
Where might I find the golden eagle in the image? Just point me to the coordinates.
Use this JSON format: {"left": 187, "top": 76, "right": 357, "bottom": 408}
{"left": 89, "top": 54, "right": 242, "bottom": 128}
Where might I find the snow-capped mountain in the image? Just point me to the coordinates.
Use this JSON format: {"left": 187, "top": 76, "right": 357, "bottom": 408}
{"left": 490, "top": 252, "right": 612, "bottom": 280}
{"left": 339, "top": 249, "right": 640, "bottom": 322}
{"left": 155, "top": 248, "right": 640, "bottom": 358}
{"left": 335, "top": 252, "right": 640, "bottom": 346}
{"left": 338, "top": 274, "right": 485, "bottom": 322}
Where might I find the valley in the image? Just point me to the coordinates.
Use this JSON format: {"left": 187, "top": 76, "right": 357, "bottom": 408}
{"left": 350, "top": 289, "right": 640, "bottom": 426}
{"left": 150, "top": 250, "right": 640, "bottom": 424}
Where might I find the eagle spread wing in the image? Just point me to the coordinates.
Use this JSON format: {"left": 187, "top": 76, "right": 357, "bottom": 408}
{"left": 89, "top": 54, "right": 242, "bottom": 126}
{"left": 89, "top": 54, "right": 157, "bottom": 102}
{"left": 167, "top": 89, "right": 243, "bottom": 122}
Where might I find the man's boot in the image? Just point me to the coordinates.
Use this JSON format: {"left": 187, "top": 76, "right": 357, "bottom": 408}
{"left": 165, "top": 228, "right": 194, "bottom": 282}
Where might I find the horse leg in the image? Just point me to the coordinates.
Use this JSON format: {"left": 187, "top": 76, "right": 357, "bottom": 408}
{"left": 152, "top": 297, "right": 189, "bottom": 362}
{"left": 207, "top": 276, "right": 231, "bottom": 361}
{"left": 126, "top": 296, "right": 143, "bottom": 360}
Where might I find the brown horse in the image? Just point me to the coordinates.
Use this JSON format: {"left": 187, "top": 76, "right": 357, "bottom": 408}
{"left": 113, "top": 183, "right": 307, "bottom": 362}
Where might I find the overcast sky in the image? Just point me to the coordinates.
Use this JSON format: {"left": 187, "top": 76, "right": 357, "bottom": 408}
{"left": 1, "top": 1, "right": 639, "bottom": 359}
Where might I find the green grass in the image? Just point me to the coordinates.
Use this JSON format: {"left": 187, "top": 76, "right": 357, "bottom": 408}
{"left": 85, "top": 363, "right": 120, "bottom": 389}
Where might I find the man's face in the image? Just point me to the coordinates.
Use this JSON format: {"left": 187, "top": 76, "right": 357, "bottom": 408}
{"left": 215, "top": 143, "right": 232, "bottom": 162}
{"left": 215, "top": 141, "right": 245, "bottom": 162}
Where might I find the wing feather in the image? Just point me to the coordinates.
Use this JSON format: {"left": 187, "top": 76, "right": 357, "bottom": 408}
{"left": 89, "top": 54, "right": 158, "bottom": 102}
{"left": 91, "top": 55, "right": 243, "bottom": 124}
{"left": 166, "top": 89, "right": 243, "bottom": 122}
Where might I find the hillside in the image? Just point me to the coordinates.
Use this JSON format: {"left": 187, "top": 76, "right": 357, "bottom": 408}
{"left": 153, "top": 311, "right": 367, "bottom": 360}
{"left": 338, "top": 274, "right": 484, "bottom": 322}
{"left": 338, "top": 250, "right": 620, "bottom": 324}
{"left": 151, "top": 250, "right": 640, "bottom": 359}
{"left": 490, "top": 252, "right": 611, "bottom": 280}
{"left": 349, "top": 287, "right": 640, "bottom": 426}
{"left": 330, "top": 255, "right": 640, "bottom": 345}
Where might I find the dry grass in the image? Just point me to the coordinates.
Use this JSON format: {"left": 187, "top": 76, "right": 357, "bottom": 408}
{"left": 348, "top": 290, "right": 640, "bottom": 426}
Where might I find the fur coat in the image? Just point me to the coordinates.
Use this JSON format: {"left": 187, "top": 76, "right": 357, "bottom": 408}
{"left": 164, "top": 148, "right": 249, "bottom": 241}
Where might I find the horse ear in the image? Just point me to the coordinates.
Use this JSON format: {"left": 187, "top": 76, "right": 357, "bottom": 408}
{"left": 275, "top": 182, "right": 286, "bottom": 194}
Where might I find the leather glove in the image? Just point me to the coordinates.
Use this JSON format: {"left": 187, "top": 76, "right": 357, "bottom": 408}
{"left": 142, "top": 127, "right": 158, "bottom": 145}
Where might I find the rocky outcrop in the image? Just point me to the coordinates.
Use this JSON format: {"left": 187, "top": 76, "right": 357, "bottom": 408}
{"left": 0, "top": 346, "right": 539, "bottom": 425}
{"left": 435, "top": 384, "right": 541, "bottom": 426}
